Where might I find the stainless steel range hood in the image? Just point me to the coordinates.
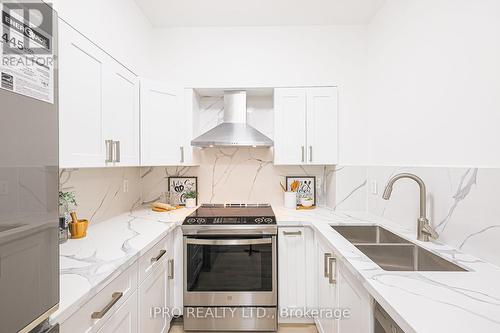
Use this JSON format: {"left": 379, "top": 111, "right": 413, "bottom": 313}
{"left": 191, "top": 91, "right": 273, "bottom": 148}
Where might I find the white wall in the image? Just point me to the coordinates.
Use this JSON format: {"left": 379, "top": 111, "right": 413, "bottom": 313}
{"left": 51, "top": 0, "right": 158, "bottom": 78}
{"left": 155, "top": 26, "right": 369, "bottom": 164}
{"left": 366, "top": 0, "right": 500, "bottom": 167}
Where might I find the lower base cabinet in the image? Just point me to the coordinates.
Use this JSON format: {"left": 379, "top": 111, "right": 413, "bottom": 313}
{"left": 138, "top": 258, "right": 170, "bottom": 333}
{"left": 315, "top": 235, "right": 373, "bottom": 333}
{"left": 337, "top": 261, "right": 373, "bottom": 333}
{"left": 278, "top": 227, "right": 317, "bottom": 323}
{"left": 60, "top": 231, "right": 177, "bottom": 333}
{"left": 316, "top": 237, "right": 337, "bottom": 333}
{"left": 97, "top": 291, "right": 138, "bottom": 333}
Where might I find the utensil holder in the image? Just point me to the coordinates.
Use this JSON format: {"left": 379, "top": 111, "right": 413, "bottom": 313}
{"left": 284, "top": 192, "right": 297, "bottom": 209}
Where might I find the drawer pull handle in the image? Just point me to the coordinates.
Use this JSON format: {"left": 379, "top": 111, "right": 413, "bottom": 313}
{"left": 91, "top": 292, "right": 123, "bottom": 319}
{"left": 283, "top": 231, "right": 302, "bottom": 236}
{"left": 151, "top": 249, "right": 166, "bottom": 263}
{"left": 328, "top": 257, "right": 337, "bottom": 284}
{"left": 168, "top": 259, "right": 174, "bottom": 279}
{"left": 105, "top": 140, "right": 113, "bottom": 163}
{"left": 324, "top": 253, "right": 332, "bottom": 278}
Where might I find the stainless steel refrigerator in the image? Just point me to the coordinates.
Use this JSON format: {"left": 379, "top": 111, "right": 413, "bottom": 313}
{"left": 0, "top": 1, "right": 59, "bottom": 332}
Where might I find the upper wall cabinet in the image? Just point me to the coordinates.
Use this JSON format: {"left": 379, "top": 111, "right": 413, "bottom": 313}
{"left": 140, "top": 81, "right": 194, "bottom": 166}
{"left": 274, "top": 87, "right": 338, "bottom": 165}
{"left": 59, "top": 20, "right": 140, "bottom": 168}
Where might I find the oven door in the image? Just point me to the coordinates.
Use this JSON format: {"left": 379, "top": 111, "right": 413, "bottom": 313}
{"left": 184, "top": 235, "right": 277, "bottom": 306}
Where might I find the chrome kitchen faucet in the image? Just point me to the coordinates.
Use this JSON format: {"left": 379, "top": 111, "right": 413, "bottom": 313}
{"left": 382, "top": 173, "right": 439, "bottom": 242}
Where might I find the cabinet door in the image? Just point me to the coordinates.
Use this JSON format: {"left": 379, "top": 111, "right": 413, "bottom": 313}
{"left": 140, "top": 80, "right": 185, "bottom": 166}
{"left": 306, "top": 87, "right": 338, "bottom": 165}
{"left": 316, "top": 240, "right": 338, "bottom": 333}
{"left": 98, "top": 291, "right": 138, "bottom": 333}
{"left": 59, "top": 20, "right": 106, "bottom": 168}
{"left": 274, "top": 88, "right": 307, "bottom": 165}
{"left": 171, "top": 226, "right": 184, "bottom": 312}
{"left": 138, "top": 261, "right": 169, "bottom": 333}
{"left": 103, "top": 61, "right": 140, "bottom": 166}
{"left": 278, "top": 228, "right": 307, "bottom": 315}
{"left": 337, "top": 261, "right": 373, "bottom": 333}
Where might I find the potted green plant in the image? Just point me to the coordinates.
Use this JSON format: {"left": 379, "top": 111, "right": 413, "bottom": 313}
{"left": 185, "top": 190, "right": 197, "bottom": 208}
{"left": 59, "top": 191, "right": 77, "bottom": 215}
{"left": 58, "top": 191, "right": 77, "bottom": 243}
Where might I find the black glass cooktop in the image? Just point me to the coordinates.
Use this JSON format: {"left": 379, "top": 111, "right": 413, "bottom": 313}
{"left": 183, "top": 204, "right": 276, "bottom": 225}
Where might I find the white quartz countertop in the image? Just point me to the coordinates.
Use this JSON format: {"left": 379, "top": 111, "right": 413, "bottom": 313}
{"left": 274, "top": 206, "right": 500, "bottom": 333}
{"left": 52, "top": 207, "right": 197, "bottom": 324}
{"left": 53, "top": 205, "right": 500, "bottom": 333}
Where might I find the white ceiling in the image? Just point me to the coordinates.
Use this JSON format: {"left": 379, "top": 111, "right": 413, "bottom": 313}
{"left": 135, "top": 0, "right": 386, "bottom": 28}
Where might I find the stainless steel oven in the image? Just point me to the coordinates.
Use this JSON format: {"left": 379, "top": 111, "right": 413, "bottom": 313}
{"left": 184, "top": 235, "right": 277, "bottom": 307}
{"left": 182, "top": 204, "right": 278, "bottom": 332}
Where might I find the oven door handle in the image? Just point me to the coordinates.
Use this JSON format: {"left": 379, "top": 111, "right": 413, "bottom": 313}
{"left": 186, "top": 238, "right": 272, "bottom": 246}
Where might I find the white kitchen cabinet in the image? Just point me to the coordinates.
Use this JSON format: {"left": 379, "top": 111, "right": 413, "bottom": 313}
{"left": 274, "top": 87, "right": 338, "bottom": 165}
{"left": 140, "top": 81, "right": 194, "bottom": 166}
{"left": 103, "top": 60, "right": 140, "bottom": 166}
{"left": 278, "top": 227, "right": 316, "bottom": 323}
{"left": 337, "top": 260, "right": 373, "bottom": 333}
{"left": 316, "top": 237, "right": 338, "bottom": 333}
{"left": 315, "top": 234, "right": 373, "bottom": 333}
{"left": 138, "top": 233, "right": 176, "bottom": 333}
{"left": 97, "top": 291, "right": 138, "bottom": 333}
{"left": 305, "top": 87, "right": 338, "bottom": 165}
{"left": 138, "top": 260, "right": 169, "bottom": 333}
{"left": 59, "top": 19, "right": 139, "bottom": 168}
{"left": 59, "top": 19, "right": 107, "bottom": 168}
{"left": 60, "top": 263, "right": 138, "bottom": 333}
{"left": 274, "top": 88, "right": 307, "bottom": 164}
{"left": 171, "top": 226, "right": 184, "bottom": 312}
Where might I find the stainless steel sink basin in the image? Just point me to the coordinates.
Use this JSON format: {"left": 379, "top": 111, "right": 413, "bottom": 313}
{"left": 332, "top": 226, "right": 410, "bottom": 244}
{"left": 332, "top": 225, "right": 467, "bottom": 271}
{"left": 355, "top": 244, "right": 467, "bottom": 271}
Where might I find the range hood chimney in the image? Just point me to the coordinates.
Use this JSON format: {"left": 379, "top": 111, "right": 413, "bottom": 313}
{"left": 191, "top": 91, "right": 273, "bottom": 148}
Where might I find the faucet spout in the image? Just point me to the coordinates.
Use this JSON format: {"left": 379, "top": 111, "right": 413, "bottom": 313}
{"left": 382, "top": 173, "right": 437, "bottom": 242}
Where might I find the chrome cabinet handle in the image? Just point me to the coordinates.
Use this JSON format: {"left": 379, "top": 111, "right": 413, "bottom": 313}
{"left": 91, "top": 292, "right": 123, "bottom": 319}
{"left": 168, "top": 259, "right": 174, "bottom": 279}
{"left": 328, "top": 257, "right": 337, "bottom": 284}
{"left": 283, "top": 231, "right": 302, "bottom": 236}
{"left": 180, "top": 146, "right": 184, "bottom": 163}
{"left": 301, "top": 146, "right": 305, "bottom": 162}
{"left": 309, "top": 146, "right": 313, "bottom": 162}
{"left": 113, "top": 141, "right": 120, "bottom": 162}
{"left": 324, "top": 253, "right": 332, "bottom": 278}
{"left": 151, "top": 249, "right": 166, "bottom": 263}
{"left": 105, "top": 140, "right": 113, "bottom": 163}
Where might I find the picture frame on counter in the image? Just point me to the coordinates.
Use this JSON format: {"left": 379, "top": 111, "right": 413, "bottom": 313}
{"left": 286, "top": 176, "right": 316, "bottom": 206}
{"left": 168, "top": 176, "right": 198, "bottom": 206}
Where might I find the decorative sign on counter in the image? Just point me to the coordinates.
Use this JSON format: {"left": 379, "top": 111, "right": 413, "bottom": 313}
{"left": 286, "top": 176, "right": 316, "bottom": 206}
{"left": 168, "top": 176, "right": 198, "bottom": 206}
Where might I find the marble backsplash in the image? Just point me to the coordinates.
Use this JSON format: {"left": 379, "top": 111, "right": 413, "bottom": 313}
{"left": 61, "top": 162, "right": 500, "bottom": 267}
{"left": 60, "top": 149, "right": 335, "bottom": 224}
{"left": 335, "top": 165, "right": 500, "bottom": 267}
{"left": 141, "top": 148, "right": 335, "bottom": 207}
{"left": 59, "top": 167, "right": 142, "bottom": 224}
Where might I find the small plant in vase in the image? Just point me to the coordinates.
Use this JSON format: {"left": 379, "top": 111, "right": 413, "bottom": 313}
{"left": 185, "top": 190, "right": 197, "bottom": 208}
{"left": 58, "top": 191, "right": 77, "bottom": 243}
{"left": 59, "top": 191, "right": 77, "bottom": 215}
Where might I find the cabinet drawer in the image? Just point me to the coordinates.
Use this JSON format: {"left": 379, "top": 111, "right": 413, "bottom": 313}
{"left": 97, "top": 290, "right": 138, "bottom": 333}
{"left": 138, "top": 236, "right": 169, "bottom": 283}
{"left": 60, "top": 262, "right": 138, "bottom": 333}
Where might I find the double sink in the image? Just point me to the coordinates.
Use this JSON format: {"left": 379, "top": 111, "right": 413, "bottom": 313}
{"left": 332, "top": 226, "right": 466, "bottom": 272}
